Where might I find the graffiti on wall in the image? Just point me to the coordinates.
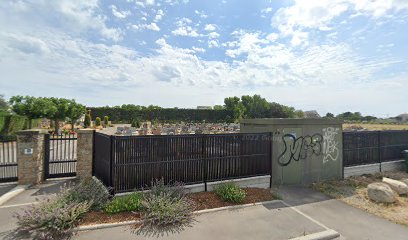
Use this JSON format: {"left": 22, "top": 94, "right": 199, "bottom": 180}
{"left": 322, "top": 127, "right": 340, "bottom": 164}
{"left": 277, "top": 134, "right": 323, "bottom": 166}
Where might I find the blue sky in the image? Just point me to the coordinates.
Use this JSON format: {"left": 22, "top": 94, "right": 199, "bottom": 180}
{"left": 0, "top": 0, "right": 407, "bottom": 117}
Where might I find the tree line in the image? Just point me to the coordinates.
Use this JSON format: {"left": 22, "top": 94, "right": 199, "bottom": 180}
{"left": 5, "top": 96, "right": 86, "bottom": 131}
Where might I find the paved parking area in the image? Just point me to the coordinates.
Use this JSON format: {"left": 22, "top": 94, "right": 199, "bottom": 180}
{"left": 76, "top": 201, "right": 328, "bottom": 240}
{"left": 0, "top": 183, "right": 17, "bottom": 198}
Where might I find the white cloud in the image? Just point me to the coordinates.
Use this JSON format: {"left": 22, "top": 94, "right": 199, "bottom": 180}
{"left": 204, "top": 24, "right": 217, "bottom": 31}
{"left": 132, "top": 22, "right": 160, "bottom": 31}
{"left": 194, "top": 10, "right": 208, "bottom": 19}
{"left": 110, "top": 5, "right": 131, "bottom": 19}
{"left": 272, "top": 0, "right": 408, "bottom": 46}
{"left": 192, "top": 46, "right": 206, "bottom": 53}
{"left": 154, "top": 9, "right": 164, "bottom": 22}
{"left": 0, "top": 0, "right": 123, "bottom": 41}
{"left": 172, "top": 26, "right": 199, "bottom": 37}
{"left": 145, "top": 0, "right": 155, "bottom": 6}
{"left": 172, "top": 18, "right": 200, "bottom": 37}
{"left": 208, "top": 32, "right": 220, "bottom": 39}
{"left": 208, "top": 40, "right": 219, "bottom": 48}
{"left": 261, "top": 7, "right": 273, "bottom": 13}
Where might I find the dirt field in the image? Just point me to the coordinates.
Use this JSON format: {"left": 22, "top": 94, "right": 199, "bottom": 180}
{"left": 312, "top": 171, "right": 408, "bottom": 227}
{"left": 343, "top": 123, "right": 408, "bottom": 131}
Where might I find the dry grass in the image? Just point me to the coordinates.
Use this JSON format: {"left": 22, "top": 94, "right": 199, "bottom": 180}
{"left": 312, "top": 171, "right": 408, "bottom": 227}
{"left": 343, "top": 123, "right": 408, "bottom": 131}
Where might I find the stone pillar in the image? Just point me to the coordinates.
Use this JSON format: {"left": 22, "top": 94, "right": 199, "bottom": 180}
{"left": 17, "top": 130, "right": 47, "bottom": 185}
{"left": 76, "top": 129, "right": 95, "bottom": 179}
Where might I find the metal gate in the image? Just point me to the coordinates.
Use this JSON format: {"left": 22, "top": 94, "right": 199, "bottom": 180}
{"left": 44, "top": 133, "right": 77, "bottom": 179}
{"left": 0, "top": 136, "right": 18, "bottom": 183}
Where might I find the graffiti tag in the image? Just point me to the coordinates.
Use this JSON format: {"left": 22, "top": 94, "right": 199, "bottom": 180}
{"left": 277, "top": 134, "right": 323, "bottom": 166}
{"left": 322, "top": 127, "right": 340, "bottom": 163}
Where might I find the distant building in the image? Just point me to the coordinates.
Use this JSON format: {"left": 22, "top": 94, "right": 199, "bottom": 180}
{"left": 396, "top": 113, "right": 408, "bottom": 123}
{"left": 303, "top": 110, "right": 321, "bottom": 118}
{"left": 197, "top": 106, "right": 212, "bottom": 110}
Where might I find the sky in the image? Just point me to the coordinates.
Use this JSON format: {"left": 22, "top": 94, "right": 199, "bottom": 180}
{"left": 0, "top": 0, "right": 407, "bottom": 117}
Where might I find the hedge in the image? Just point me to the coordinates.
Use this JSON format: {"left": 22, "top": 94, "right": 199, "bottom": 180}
{"left": 89, "top": 107, "right": 232, "bottom": 123}
{"left": 0, "top": 114, "right": 42, "bottom": 136}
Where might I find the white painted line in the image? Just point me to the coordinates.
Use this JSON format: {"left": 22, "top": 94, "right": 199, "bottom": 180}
{"left": 280, "top": 201, "right": 330, "bottom": 231}
{"left": 0, "top": 185, "right": 30, "bottom": 206}
{"left": 289, "top": 229, "right": 340, "bottom": 240}
{"left": 194, "top": 200, "right": 281, "bottom": 215}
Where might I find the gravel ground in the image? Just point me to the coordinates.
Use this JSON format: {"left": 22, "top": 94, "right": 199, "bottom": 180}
{"left": 312, "top": 171, "right": 408, "bottom": 227}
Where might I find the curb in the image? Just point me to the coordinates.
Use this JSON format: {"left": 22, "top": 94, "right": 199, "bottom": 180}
{"left": 0, "top": 184, "right": 30, "bottom": 206}
{"left": 73, "top": 200, "right": 281, "bottom": 232}
{"left": 289, "top": 229, "right": 340, "bottom": 240}
{"left": 75, "top": 220, "right": 143, "bottom": 231}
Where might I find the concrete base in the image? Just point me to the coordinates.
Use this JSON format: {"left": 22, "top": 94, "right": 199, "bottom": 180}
{"left": 344, "top": 159, "right": 405, "bottom": 178}
{"left": 185, "top": 175, "right": 271, "bottom": 193}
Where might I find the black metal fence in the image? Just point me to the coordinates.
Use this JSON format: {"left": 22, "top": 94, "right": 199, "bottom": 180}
{"left": 94, "top": 132, "right": 272, "bottom": 193}
{"left": 44, "top": 133, "right": 77, "bottom": 179}
{"left": 343, "top": 130, "right": 408, "bottom": 167}
{"left": 0, "top": 136, "right": 18, "bottom": 183}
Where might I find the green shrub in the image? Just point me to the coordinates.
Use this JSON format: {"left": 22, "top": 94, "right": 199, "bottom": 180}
{"left": 95, "top": 117, "right": 101, "bottom": 127}
{"left": 15, "top": 193, "right": 91, "bottom": 239}
{"left": 104, "top": 192, "right": 143, "bottom": 214}
{"left": 141, "top": 179, "right": 194, "bottom": 228}
{"left": 131, "top": 118, "right": 141, "bottom": 128}
{"left": 214, "top": 183, "right": 246, "bottom": 203}
{"left": 103, "top": 116, "right": 109, "bottom": 126}
{"left": 84, "top": 113, "right": 91, "bottom": 128}
{"left": 62, "top": 177, "right": 110, "bottom": 211}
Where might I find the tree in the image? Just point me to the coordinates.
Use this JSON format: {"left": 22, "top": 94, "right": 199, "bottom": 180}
{"left": 0, "top": 94, "right": 8, "bottom": 110}
{"left": 224, "top": 96, "right": 244, "bottom": 122}
{"left": 103, "top": 116, "right": 109, "bottom": 127}
{"left": 95, "top": 117, "right": 101, "bottom": 126}
{"left": 325, "top": 112, "right": 334, "bottom": 118}
{"left": 46, "top": 98, "right": 71, "bottom": 133}
{"left": 241, "top": 95, "right": 271, "bottom": 118}
{"left": 84, "top": 110, "right": 91, "bottom": 128}
{"left": 9, "top": 96, "right": 53, "bottom": 129}
{"left": 66, "top": 100, "right": 86, "bottom": 130}
{"left": 213, "top": 105, "right": 224, "bottom": 110}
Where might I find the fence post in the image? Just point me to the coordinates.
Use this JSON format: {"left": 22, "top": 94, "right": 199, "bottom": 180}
{"left": 16, "top": 130, "right": 48, "bottom": 185}
{"left": 202, "top": 135, "right": 207, "bottom": 191}
{"left": 378, "top": 131, "right": 382, "bottom": 172}
{"left": 109, "top": 135, "right": 115, "bottom": 194}
{"left": 269, "top": 132, "right": 273, "bottom": 188}
{"left": 76, "top": 129, "right": 95, "bottom": 180}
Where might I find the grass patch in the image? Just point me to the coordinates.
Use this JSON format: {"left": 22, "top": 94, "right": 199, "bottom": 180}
{"left": 104, "top": 192, "right": 144, "bottom": 214}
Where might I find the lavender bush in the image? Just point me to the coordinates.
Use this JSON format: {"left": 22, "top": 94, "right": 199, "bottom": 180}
{"left": 15, "top": 197, "right": 91, "bottom": 239}
{"left": 14, "top": 177, "right": 110, "bottom": 239}
{"left": 141, "top": 179, "right": 195, "bottom": 228}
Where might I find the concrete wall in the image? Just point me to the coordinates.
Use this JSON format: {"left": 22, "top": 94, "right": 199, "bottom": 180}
{"left": 116, "top": 175, "right": 271, "bottom": 196}
{"left": 240, "top": 119, "right": 343, "bottom": 185}
{"left": 344, "top": 159, "right": 405, "bottom": 178}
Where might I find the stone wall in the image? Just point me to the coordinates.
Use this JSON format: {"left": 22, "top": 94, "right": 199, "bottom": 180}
{"left": 17, "top": 130, "right": 47, "bottom": 185}
{"left": 76, "top": 129, "right": 95, "bottom": 179}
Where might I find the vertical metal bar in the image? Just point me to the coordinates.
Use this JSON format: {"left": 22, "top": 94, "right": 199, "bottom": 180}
{"left": 92, "top": 130, "right": 95, "bottom": 176}
{"left": 109, "top": 135, "right": 115, "bottom": 194}
{"left": 378, "top": 131, "right": 382, "bottom": 172}
{"left": 269, "top": 132, "right": 273, "bottom": 188}
{"left": 202, "top": 134, "right": 207, "bottom": 191}
{"left": 44, "top": 134, "right": 50, "bottom": 179}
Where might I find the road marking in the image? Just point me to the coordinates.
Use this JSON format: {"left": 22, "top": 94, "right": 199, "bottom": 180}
{"left": 280, "top": 200, "right": 330, "bottom": 230}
